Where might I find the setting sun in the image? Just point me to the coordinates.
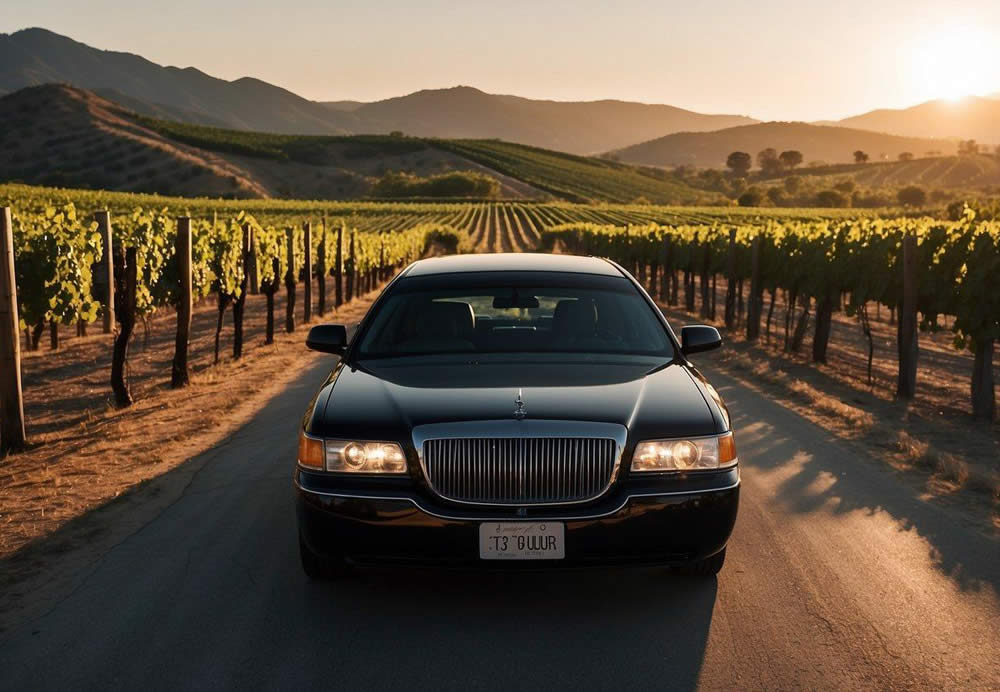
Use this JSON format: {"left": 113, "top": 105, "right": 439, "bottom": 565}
{"left": 908, "top": 24, "right": 998, "bottom": 102}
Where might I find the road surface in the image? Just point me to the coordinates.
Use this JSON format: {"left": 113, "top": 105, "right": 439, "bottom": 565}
{"left": 1, "top": 357, "right": 998, "bottom": 690}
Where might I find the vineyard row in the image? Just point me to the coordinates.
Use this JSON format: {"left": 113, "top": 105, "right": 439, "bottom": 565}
{"left": 540, "top": 215, "right": 1000, "bottom": 423}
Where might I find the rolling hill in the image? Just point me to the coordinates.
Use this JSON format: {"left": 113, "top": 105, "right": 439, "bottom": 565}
{"left": 0, "top": 85, "right": 723, "bottom": 204}
{"left": 767, "top": 155, "right": 1000, "bottom": 191}
{"left": 0, "top": 28, "right": 756, "bottom": 154}
{"left": 609, "top": 122, "right": 954, "bottom": 168}
{"left": 836, "top": 97, "right": 1000, "bottom": 145}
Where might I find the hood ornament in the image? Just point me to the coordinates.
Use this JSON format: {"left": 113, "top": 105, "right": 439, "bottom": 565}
{"left": 513, "top": 388, "right": 527, "bottom": 420}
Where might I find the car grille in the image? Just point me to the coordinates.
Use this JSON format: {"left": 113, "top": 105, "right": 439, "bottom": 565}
{"left": 423, "top": 437, "right": 618, "bottom": 505}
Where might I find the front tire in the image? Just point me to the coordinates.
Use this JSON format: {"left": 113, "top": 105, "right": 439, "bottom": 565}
{"left": 676, "top": 547, "right": 726, "bottom": 577}
{"left": 299, "top": 533, "right": 351, "bottom": 579}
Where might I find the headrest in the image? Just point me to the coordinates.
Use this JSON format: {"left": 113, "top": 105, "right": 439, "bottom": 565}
{"left": 416, "top": 301, "right": 475, "bottom": 338}
{"left": 552, "top": 299, "right": 597, "bottom": 335}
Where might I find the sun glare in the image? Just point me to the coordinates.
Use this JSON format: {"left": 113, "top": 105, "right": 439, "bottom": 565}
{"left": 909, "top": 25, "right": 997, "bottom": 103}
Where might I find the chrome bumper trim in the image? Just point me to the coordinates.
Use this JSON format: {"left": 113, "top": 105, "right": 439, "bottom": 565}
{"left": 294, "top": 478, "right": 740, "bottom": 522}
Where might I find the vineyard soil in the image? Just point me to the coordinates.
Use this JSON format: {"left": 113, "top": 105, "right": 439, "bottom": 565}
{"left": 659, "top": 290, "right": 999, "bottom": 530}
{"left": 0, "top": 281, "right": 380, "bottom": 568}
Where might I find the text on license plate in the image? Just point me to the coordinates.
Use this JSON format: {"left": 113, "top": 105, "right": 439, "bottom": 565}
{"left": 479, "top": 522, "right": 565, "bottom": 560}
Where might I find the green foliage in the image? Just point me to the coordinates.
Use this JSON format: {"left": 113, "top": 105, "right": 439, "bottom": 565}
{"left": 539, "top": 217, "right": 1000, "bottom": 355}
{"left": 897, "top": 185, "right": 927, "bottom": 207}
{"left": 738, "top": 189, "right": 763, "bottom": 207}
{"left": 371, "top": 171, "right": 500, "bottom": 199}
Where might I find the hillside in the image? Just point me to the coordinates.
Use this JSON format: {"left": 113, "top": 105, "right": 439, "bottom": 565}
{"left": 0, "top": 84, "right": 268, "bottom": 197}
{"left": 610, "top": 121, "right": 954, "bottom": 168}
{"left": 0, "top": 28, "right": 755, "bottom": 154}
{"left": 0, "top": 85, "right": 722, "bottom": 204}
{"left": 836, "top": 97, "right": 1000, "bottom": 144}
{"left": 772, "top": 155, "right": 1000, "bottom": 191}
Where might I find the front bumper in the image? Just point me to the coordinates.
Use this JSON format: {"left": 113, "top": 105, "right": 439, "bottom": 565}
{"left": 296, "top": 467, "right": 739, "bottom": 568}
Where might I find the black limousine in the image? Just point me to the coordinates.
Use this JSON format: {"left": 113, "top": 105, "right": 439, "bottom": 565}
{"left": 295, "top": 253, "right": 739, "bottom": 577}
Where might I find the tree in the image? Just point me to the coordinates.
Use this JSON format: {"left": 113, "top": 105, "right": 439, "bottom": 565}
{"left": 784, "top": 176, "right": 802, "bottom": 195}
{"left": 958, "top": 139, "right": 980, "bottom": 156}
{"left": 738, "top": 188, "right": 763, "bottom": 207}
{"left": 834, "top": 179, "right": 856, "bottom": 194}
{"left": 779, "top": 150, "right": 803, "bottom": 169}
{"left": 816, "top": 189, "right": 849, "bottom": 207}
{"left": 757, "top": 148, "right": 782, "bottom": 175}
{"left": 726, "top": 151, "right": 752, "bottom": 177}
{"left": 897, "top": 185, "right": 927, "bottom": 207}
{"left": 853, "top": 150, "right": 869, "bottom": 164}
{"left": 898, "top": 152, "right": 914, "bottom": 161}
{"left": 766, "top": 187, "right": 785, "bottom": 205}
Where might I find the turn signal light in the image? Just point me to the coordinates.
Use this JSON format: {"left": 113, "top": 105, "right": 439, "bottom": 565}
{"left": 297, "top": 431, "right": 325, "bottom": 469}
{"left": 718, "top": 432, "right": 737, "bottom": 465}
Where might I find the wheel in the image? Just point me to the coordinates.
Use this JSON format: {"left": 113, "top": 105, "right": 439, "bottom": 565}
{"left": 676, "top": 548, "right": 726, "bottom": 577}
{"left": 299, "top": 532, "right": 351, "bottom": 579}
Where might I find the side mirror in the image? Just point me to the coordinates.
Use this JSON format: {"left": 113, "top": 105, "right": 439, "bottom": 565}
{"left": 680, "top": 325, "right": 722, "bottom": 355}
{"left": 306, "top": 324, "right": 348, "bottom": 354}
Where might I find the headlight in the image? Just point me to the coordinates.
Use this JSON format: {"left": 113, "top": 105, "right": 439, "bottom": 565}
{"left": 325, "top": 439, "right": 407, "bottom": 474}
{"left": 631, "top": 432, "right": 737, "bottom": 472}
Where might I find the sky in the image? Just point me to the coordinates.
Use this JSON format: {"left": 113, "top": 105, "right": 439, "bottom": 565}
{"left": 4, "top": 0, "right": 1000, "bottom": 121}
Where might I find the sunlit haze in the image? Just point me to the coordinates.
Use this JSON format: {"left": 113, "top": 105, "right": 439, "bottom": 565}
{"left": 3, "top": 0, "right": 1000, "bottom": 121}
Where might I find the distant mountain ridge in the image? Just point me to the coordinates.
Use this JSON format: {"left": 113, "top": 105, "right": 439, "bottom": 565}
{"left": 610, "top": 121, "right": 954, "bottom": 168}
{"left": 835, "top": 97, "right": 1000, "bottom": 145}
{"left": 0, "top": 28, "right": 756, "bottom": 154}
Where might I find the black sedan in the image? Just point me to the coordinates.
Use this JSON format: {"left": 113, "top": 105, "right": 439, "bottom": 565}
{"left": 295, "top": 253, "right": 739, "bottom": 577}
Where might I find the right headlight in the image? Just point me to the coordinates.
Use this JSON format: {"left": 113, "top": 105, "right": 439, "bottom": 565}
{"left": 631, "top": 432, "right": 737, "bottom": 472}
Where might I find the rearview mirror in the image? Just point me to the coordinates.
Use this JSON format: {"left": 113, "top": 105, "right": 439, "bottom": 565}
{"left": 680, "top": 325, "right": 722, "bottom": 355}
{"left": 306, "top": 324, "right": 348, "bottom": 354}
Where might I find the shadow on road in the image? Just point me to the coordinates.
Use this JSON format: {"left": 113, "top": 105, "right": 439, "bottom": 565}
{"left": 298, "top": 567, "right": 717, "bottom": 690}
{"left": 715, "top": 378, "right": 999, "bottom": 595}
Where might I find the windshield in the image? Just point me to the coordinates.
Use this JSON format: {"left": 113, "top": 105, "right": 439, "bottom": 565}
{"left": 357, "top": 273, "right": 674, "bottom": 359}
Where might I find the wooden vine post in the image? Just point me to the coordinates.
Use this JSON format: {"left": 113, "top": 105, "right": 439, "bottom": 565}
{"left": 334, "top": 225, "right": 344, "bottom": 308}
{"left": 171, "top": 217, "right": 192, "bottom": 388}
{"left": 95, "top": 210, "right": 114, "bottom": 334}
{"left": 746, "top": 234, "right": 763, "bottom": 342}
{"left": 247, "top": 225, "right": 259, "bottom": 295}
{"left": 724, "top": 228, "right": 737, "bottom": 330}
{"left": 110, "top": 246, "right": 137, "bottom": 408}
{"left": 0, "top": 207, "right": 26, "bottom": 455}
{"left": 346, "top": 231, "right": 356, "bottom": 302}
{"left": 303, "top": 221, "right": 312, "bottom": 324}
{"left": 317, "top": 218, "right": 327, "bottom": 317}
{"left": 233, "top": 223, "right": 251, "bottom": 359}
{"left": 659, "top": 236, "right": 672, "bottom": 305}
{"left": 897, "top": 231, "right": 918, "bottom": 398}
{"left": 285, "top": 229, "right": 296, "bottom": 333}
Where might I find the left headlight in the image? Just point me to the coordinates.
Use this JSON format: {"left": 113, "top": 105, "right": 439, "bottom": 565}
{"left": 325, "top": 439, "right": 408, "bottom": 474}
{"left": 631, "top": 432, "right": 737, "bottom": 472}
{"left": 298, "top": 431, "right": 407, "bottom": 473}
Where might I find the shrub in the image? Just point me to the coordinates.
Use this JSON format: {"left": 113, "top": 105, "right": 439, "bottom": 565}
{"left": 737, "top": 188, "right": 763, "bottom": 207}
{"left": 816, "top": 189, "right": 849, "bottom": 207}
{"left": 897, "top": 185, "right": 927, "bottom": 207}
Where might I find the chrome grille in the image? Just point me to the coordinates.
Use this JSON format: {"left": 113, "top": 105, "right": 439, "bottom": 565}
{"left": 423, "top": 438, "right": 617, "bottom": 505}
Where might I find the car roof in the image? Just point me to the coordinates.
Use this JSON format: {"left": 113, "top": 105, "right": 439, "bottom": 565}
{"left": 403, "top": 253, "right": 622, "bottom": 277}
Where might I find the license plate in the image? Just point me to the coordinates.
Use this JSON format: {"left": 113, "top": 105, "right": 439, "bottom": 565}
{"left": 479, "top": 522, "right": 565, "bottom": 560}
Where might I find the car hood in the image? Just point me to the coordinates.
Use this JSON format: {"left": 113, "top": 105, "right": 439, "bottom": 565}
{"left": 311, "top": 359, "right": 725, "bottom": 444}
